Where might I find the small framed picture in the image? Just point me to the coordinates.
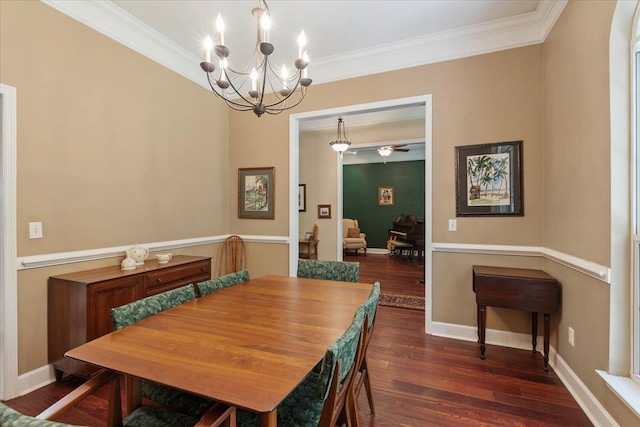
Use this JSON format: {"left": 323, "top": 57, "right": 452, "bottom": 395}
{"left": 298, "top": 184, "right": 306, "bottom": 212}
{"left": 378, "top": 186, "right": 394, "bottom": 206}
{"left": 317, "top": 204, "right": 331, "bottom": 219}
{"left": 305, "top": 232, "right": 314, "bottom": 241}
{"left": 238, "top": 167, "right": 275, "bottom": 219}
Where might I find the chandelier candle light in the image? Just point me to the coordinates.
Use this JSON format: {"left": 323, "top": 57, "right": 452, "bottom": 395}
{"left": 200, "top": 0, "right": 312, "bottom": 117}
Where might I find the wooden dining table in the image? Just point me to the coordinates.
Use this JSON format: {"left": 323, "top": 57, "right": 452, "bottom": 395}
{"left": 65, "top": 274, "right": 373, "bottom": 426}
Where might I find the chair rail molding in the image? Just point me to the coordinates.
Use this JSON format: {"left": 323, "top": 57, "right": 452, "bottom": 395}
{"left": 18, "top": 235, "right": 289, "bottom": 270}
{"left": 432, "top": 242, "right": 611, "bottom": 284}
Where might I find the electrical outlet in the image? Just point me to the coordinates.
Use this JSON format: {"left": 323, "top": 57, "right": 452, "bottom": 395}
{"left": 448, "top": 219, "right": 457, "bottom": 232}
{"left": 568, "top": 327, "right": 575, "bottom": 347}
{"left": 29, "top": 222, "right": 43, "bottom": 239}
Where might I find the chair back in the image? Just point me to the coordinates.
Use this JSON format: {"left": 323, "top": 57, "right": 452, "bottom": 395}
{"left": 111, "top": 284, "right": 196, "bottom": 330}
{"left": 297, "top": 259, "right": 359, "bottom": 282}
{"left": 1, "top": 402, "right": 78, "bottom": 427}
{"left": 217, "top": 235, "right": 247, "bottom": 276}
{"left": 197, "top": 269, "right": 250, "bottom": 297}
{"left": 342, "top": 218, "right": 359, "bottom": 238}
{"left": 315, "top": 309, "right": 366, "bottom": 426}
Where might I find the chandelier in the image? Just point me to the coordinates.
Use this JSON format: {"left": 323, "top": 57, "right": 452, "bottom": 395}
{"left": 330, "top": 117, "right": 351, "bottom": 156}
{"left": 200, "top": 0, "right": 311, "bottom": 117}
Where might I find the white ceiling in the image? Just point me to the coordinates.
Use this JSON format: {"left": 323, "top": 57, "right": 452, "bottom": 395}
{"left": 45, "top": 0, "right": 566, "bottom": 89}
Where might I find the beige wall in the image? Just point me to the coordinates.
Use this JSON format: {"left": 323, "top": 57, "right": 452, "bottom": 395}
{"left": 542, "top": 1, "right": 637, "bottom": 425}
{"left": 1, "top": 1, "right": 229, "bottom": 373}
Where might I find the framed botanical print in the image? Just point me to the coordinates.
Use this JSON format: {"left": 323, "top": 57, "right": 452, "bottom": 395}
{"left": 238, "top": 167, "right": 275, "bottom": 219}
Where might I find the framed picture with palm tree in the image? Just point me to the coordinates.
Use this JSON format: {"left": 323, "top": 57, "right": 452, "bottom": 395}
{"left": 238, "top": 167, "right": 275, "bottom": 219}
{"left": 455, "top": 141, "right": 523, "bottom": 216}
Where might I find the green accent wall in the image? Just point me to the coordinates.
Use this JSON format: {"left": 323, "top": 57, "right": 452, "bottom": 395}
{"left": 344, "top": 161, "right": 425, "bottom": 249}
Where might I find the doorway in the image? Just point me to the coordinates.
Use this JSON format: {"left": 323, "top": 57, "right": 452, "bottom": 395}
{"left": 289, "top": 95, "right": 433, "bottom": 332}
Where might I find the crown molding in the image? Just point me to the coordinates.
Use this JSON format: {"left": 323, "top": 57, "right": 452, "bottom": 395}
{"left": 312, "top": 0, "right": 567, "bottom": 84}
{"left": 42, "top": 0, "right": 567, "bottom": 89}
{"left": 42, "top": 0, "right": 208, "bottom": 89}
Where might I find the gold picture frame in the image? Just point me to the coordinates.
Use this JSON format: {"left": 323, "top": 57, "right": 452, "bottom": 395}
{"left": 378, "top": 186, "right": 394, "bottom": 206}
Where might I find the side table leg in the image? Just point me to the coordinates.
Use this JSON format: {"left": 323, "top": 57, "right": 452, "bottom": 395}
{"left": 476, "top": 303, "right": 480, "bottom": 343}
{"left": 479, "top": 305, "right": 486, "bottom": 360}
{"left": 543, "top": 313, "right": 551, "bottom": 371}
{"left": 531, "top": 312, "right": 538, "bottom": 353}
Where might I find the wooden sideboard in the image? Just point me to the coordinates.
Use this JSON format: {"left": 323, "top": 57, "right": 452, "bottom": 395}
{"left": 48, "top": 255, "right": 211, "bottom": 379}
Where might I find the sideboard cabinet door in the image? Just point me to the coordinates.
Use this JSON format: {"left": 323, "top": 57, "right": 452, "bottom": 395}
{"left": 48, "top": 255, "right": 211, "bottom": 380}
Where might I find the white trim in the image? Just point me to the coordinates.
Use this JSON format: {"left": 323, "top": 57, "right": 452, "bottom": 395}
{"left": 313, "top": 1, "right": 567, "bottom": 85}
{"left": 598, "top": 370, "right": 640, "bottom": 420}
{"left": 289, "top": 95, "right": 433, "bottom": 333}
{"left": 432, "top": 242, "right": 611, "bottom": 284}
{"left": 17, "top": 234, "right": 289, "bottom": 270}
{"left": 40, "top": 0, "right": 566, "bottom": 90}
{"left": 17, "top": 365, "right": 56, "bottom": 398}
{"left": 0, "top": 83, "right": 18, "bottom": 400}
{"left": 552, "top": 357, "right": 619, "bottom": 427}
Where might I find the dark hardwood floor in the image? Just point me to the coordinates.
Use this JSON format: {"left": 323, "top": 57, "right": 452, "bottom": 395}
{"left": 4, "top": 255, "right": 592, "bottom": 426}
{"left": 345, "top": 252, "right": 424, "bottom": 297}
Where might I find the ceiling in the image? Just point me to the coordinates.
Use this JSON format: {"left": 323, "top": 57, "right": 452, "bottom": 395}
{"left": 45, "top": 1, "right": 566, "bottom": 89}
{"left": 42, "top": 1, "right": 566, "bottom": 140}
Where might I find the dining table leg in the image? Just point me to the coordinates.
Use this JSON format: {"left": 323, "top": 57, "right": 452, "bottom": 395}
{"left": 125, "top": 376, "right": 142, "bottom": 416}
{"left": 260, "top": 409, "right": 277, "bottom": 426}
{"left": 107, "top": 374, "right": 123, "bottom": 427}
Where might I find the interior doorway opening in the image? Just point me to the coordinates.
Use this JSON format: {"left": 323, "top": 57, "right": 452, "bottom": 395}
{"left": 289, "top": 95, "right": 433, "bottom": 333}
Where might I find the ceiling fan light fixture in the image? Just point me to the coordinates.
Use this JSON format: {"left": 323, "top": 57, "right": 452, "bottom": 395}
{"left": 377, "top": 146, "right": 393, "bottom": 157}
{"left": 330, "top": 117, "right": 351, "bottom": 155}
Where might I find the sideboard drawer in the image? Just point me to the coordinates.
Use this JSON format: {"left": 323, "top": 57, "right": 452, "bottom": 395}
{"left": 144, "top": 260, "right": 211, "bottom": 296}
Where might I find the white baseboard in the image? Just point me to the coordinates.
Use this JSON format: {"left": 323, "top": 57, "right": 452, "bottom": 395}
{"left": 17, "top": 364, "right": 56, "bottom": 397}
{"left": 430, "top": 321, "right": 617, "bottom": 427}
{"left": 555, "top": 358, "right": 619, "bottom": 426}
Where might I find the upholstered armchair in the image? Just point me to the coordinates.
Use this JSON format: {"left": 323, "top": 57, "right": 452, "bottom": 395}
{"left": 342, "top": 218, "right": 367, "bottom": 255}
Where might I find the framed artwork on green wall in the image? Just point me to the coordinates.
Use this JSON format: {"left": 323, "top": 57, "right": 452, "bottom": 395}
{"left": 378, "top": 186, "right": 394, "bottom": 206}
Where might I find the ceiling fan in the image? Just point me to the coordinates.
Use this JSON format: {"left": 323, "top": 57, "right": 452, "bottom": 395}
{"left": 377, "top": 144, "right": 409, "bottom": 156}
{"left": 346, "top": 144, "right": 410, "bottom": 156}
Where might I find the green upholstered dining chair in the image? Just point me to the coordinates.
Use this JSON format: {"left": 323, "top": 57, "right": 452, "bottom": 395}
{"left": 353, "top": 282, "right": 381, "bottom": 420}
{"left": 110, "top": 284, "right": 214, "bottom": 419}
{"left": 1, "top": 403, "right": 76, "bottom": 427}
{"left": 296, "top": 259, "right": 360, "bottom": 283}
{"left": 235, "top": 309, "right": 366, "bottom": 427}
{"left": 196, "top": 269, "right": 250, "bottom": 297}
{"left": 0, "top": 404, "right": 76, "bottom": 427}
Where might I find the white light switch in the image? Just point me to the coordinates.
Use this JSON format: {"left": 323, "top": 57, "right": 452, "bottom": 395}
{"left": 29, "top": 222, "right": 43, "bottom": 239}
{"left": 448, "top": 219, "right": 457, "bottom": 232}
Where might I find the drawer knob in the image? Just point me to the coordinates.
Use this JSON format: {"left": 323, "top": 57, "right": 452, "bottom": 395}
{"left": 156, "top": 278, "right": 162, "bottom": 284}
{"left": 200, "top": 267, "right": 206, "bottom": 272}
